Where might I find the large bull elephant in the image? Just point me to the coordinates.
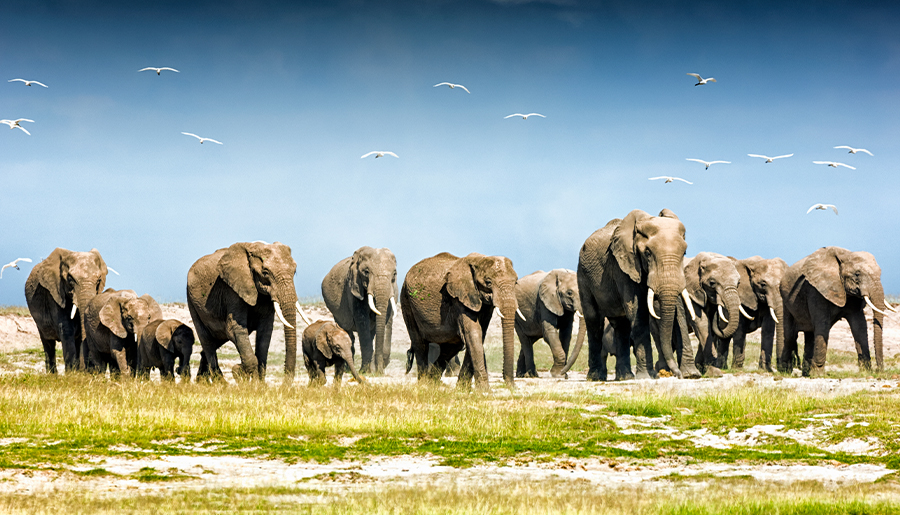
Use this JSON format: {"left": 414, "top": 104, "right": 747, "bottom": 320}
{"left": 514, "top": 269, "right": 585, "bottom": 378}
{"left": 24, "top": 248, "right": 109, "bottom": 373}
{"left": 321, "top": 246, "right": 398, "bottom": 375}
{"left": 84, "top": 289, "right": 162, "bottom": 377}
{"left": 401, "top": 252, "right": 520, "bottom": 390}
{"left": 187, "top": 241, "right": 312, "bottom": 382}
{"left": 683, "top": 252, "right": 743, "bottom": 376}
{"left": 577, "top": 209, "right": 700, "bottom": 381}
{"left": 781, "top": 246, "right": 894, "bottom": 376}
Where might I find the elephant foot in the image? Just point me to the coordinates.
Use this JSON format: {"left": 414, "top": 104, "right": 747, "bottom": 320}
{"left": 858, "top": 358, "right": 872, "bottom": 372}
{"left": 232, "top": 364, "right": 250, "bottom": 382}
{"left": 681, "top": 364, "right": 702, "bottom": 379}
{"left": 704, "top": 366, "right": 723, "bottom": 378}
{"left": 522, "top": 370, "right": 539, "bottom": 378}
{"left": 634, "top": 369, "right": 653, "bottom": 380}
{"left": 586, "top": 368, "right": 607, "bottom": 382}
{"left": 359, "top": 363, "right": 371, "bottom": 375}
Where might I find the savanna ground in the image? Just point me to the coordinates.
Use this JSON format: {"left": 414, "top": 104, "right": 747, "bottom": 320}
{"left": 1, "top": 302, "right": 900, "bottom": 513}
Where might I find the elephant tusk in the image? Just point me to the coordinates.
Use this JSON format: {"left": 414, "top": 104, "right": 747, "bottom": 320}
{"left": 739, "top": 305, "right": 754, "bottom": 320}
{"left": 681, "top": 289, "right": 697, "bottom": 320}
{"left": 576, "top": 310, "right": 584, "bottom": 319}
{"left": 273, "top": 301, "right": 294, "bottom": 329}
{"left": 516, "top": 308, "right": 526, "bottom": 321}
{"left": 70, "top": 303, "right": 78, "bottom": 320}
{"left": 294, "top": 301, "right": 313, "bottom": 326}
{"left": 494, "top": 306, "right": 505, "bottom": 319}
{"left": 717, "top": 304, "right": 729, "bottom": 324}
{"left": 884, "top": 300, "right": 899, "bottom": 313}
{"left": 647, "top": 288, "right": 660, "bottom": 320}
{"left": 769, "top": 306, "right": 779, "bottom": 324}
{"left": 367, "top": 293, "right": 383, "bottom": 316}
{"left": 864, "top": 296, "right": 887, "bottom": 316}
{"left": 390, "top": 296, "right": 399, "bottom": 317}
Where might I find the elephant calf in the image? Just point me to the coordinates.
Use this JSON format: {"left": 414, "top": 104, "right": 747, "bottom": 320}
{"left": 302, "top": 320, "right": 365, "bottom": 387}
{"left": 138, "top": 319, "right": 195, "bottom": 381}
{"left": 84, "top": 289, "right": 163, "bottom": 377}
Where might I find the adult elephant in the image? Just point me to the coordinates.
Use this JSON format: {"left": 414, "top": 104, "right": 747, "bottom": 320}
{"left": 24, "top": 248, "right": 109, "bottom": 373}
{"left": 401, "top": 252, "right": 520, "bottom": 390}
{"left": 576, "top": 209, "right": 700, "bottom": 381}
{"left": 683, "top": 252, "right": 743, "bottom": 376}
{"left": 514, "top": 269, "right": 585, "bottom": 378}
{"left": 321, "top": 246, "right": 398, "bottom": 375}
{"left": 781, "top": 246, "right": 895, "bottom": 376}
{"left": 187, "top": 241, "right": 312, "bottom": 382}
{"left": 84, "top": 289, "right": 162, "bottom": 377}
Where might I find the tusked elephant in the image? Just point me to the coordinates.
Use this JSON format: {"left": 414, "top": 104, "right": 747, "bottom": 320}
{"left": 514, "top": 269, "right": 586, "bottom": 378}
{"left": 577, "top": 209, "right": 700, "bottom": 381}
{"left": 322, "top": 246, "right": 398, "bottom": 375}
{"left": 187, "top": 241, "right": 313, "bottom": 383}
{"left": 138, "top": 319, "right": 195, "bottom": 381}
{"left": 401, "top": 252, "right": 520, "bottom": 390}
{"left": 84, "top": 289, "right": 162, "bottom": 377}
{"left": 683, "top": 252, "right": 743, "bottom": 376}
{"left": 781, "top": 246, "right": 895, "bottom": 376}
{"left": 302, "top": 320, "right": 366, "bottom": 387}
{"left": 24, "top": 248, "right": 109, "bottom": 373}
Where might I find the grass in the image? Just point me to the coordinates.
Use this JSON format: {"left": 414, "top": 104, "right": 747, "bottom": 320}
{"left": 0, "top": 306, "right": 30, "bottom": 317}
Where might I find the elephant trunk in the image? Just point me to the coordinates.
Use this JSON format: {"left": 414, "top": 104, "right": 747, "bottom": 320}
{"left": 74, "top": 285, "right": 98, "bottom": 369}
{"left": 770, "top": 294, "right": 786, "bottom": 372}
{"left": 869, "top": 283, "right": 885, "bottom": 372}
{"left": 341, "top": 348, "right": 367, "bottom": 384}
{"left": 371, "top": 283, "right": 392, "bottom": 374}
{"left": 711, "top": 287, "right": 740, "bottom": 339}
{"left": 559, "top": 312, "right": 586, "bottom": 376}
{"left": 656, "top": 289, "right": 681, "bottom": 378}
{"left": 495, "top": 288, "right": 518, "bottom": 387}
{"left": 276, "top": 282, "right": 299, "bottom": 381}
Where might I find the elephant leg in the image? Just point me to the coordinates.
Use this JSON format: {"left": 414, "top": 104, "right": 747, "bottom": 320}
{"left": 458, "top": 314, "right": 489, "bottom": 390}
{"left": 731, "top": 330, "right": 746, "bottom": 370}
{"left": 457, "top": 350, "right": 474, "bottom": 389}
{"left": 778, "top": 314, "right": 798, "bottom": 374}
{"left": 847, "top": 312, "right": 871, "bottom": 371}
{"left": 354, "top": 311, "right": 374, "bottom": 374}
{"left": 715, "top": 336, "right": 730, "bottom": 370}
{"left": 516, "top": 333, "right": 537, "bottom": 378}
{"left": 334, "top": 360, "right": 345, "bottom": 387}
{"left": 255, "top": 315, "right": 275, "bottom": 381}
{"left": 383, "top": 317, "right": 394, "bottom": 368}
{"left": 611, "top": 321, "right": 633, "bottom": 381}
{"left": 40, "top": 337, "right": 59, "bottom": 374}
{"left": 759, "top": 317, "right": 775, "bottom": 372}
{"left": 109, "top": 339, "right": 131, "bottom": 378}
{"left": 226, "top": 318, "right": 258, "bottom": 380}
{"left": 582, "top": 299, "right": 607, "bottom": 381}
{"left": 674, "top": 300, "right": 700, "bottom": 379}
{"left": 545, "top": 320, "right": 569, "bottom": 378}
{"left": 631, "top": 319, "right": 652, "bottom": 380}
{"left": 161, "top": 352, "right": 177, "bottom": 381}
{"left": 803, "top": 330, "right": 830, "bottom": 377}
{"left": 57, "top": 320, "right": 79, "bottom": 373}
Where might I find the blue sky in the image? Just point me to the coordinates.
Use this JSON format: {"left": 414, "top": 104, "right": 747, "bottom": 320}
{"left": 1, "top": 0, "right": 898, "bottom": 304}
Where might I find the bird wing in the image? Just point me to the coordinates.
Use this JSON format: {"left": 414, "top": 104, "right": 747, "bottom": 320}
{"left": 812, "top": 161, "right": 830, "bottom": 165}
{"left": 159, "top": 68, "right": 179, "bottom": 72}
{"left": 16, "top": 119, "right": 34, "bottom": 123}
{"left": 433, "top": 82, "right": 451, "bottom": 87}
{"left": 138, "top": 67, "right": 158, "bottom": 72}
{"left": 205, "top": 138, "right": 223, "bottom": 145}
{"left": 361, "top": 151, "right": 378, "bottom": 158}
{"left": 14, "top": 126, "right": 31, "bottom": 135}
{"left": 828, "top": 205, "right": 838, "bottom": 214}
{"left": 806, "top": 205, "right": 819, "bottom": 214}
{"left": 458, "top": 85, "right": 471, "bottom": 93}
{"left": 859, "top": 149, "right": 873, "bottom": 156}
{"left": 834, "top": 146, "right": 852, "bottom": 151}
{"left": 648, "top": 177, "right": 667, "bottom": 181}
{"left": 383, "top": 152, "right": 399, "bottom": 158}
{"left": 505, "top": 114, "right": 524, "bottom": 119}
{"left": 32, "top": 81, "right": 48, "bottom": 88}
{"left": 8, "top": 79, "right": 26, "bottom": 83}
{"left": 773, "top": 154, "right": 793, "bottom": 159}
{"left": 709, "top": 161, "right": 730, "bottom": 165}
{"left": 706, "top": 78, "right": 717, "bottom": 82}
{"left": 526, "top": 113, "right": 546, "bottom": 118}
{"left": 181, "top": 132, "right": 201, "bottom": 140}
{"left": 686, "top": 73, "right": 701, "bottom": 79}
{"left": 837, "top": 163, "right": 856, "bottom": 170}
{"left": 686, "top": 158, "right": 707, "bottom": 165}
{"left": 107, "top": 267, "right": 120, "bottom": 276}
{"left": 16, "top": 258, "right": 33, "bottom": 264}
{"left": 0, "top": 264, "right": 8, "bottom": 278}
{"left": 674, "top": 177, "right": 693, "bottom": 184}
{"left": 747, "top": 154, "right": 769, "bottom": 159}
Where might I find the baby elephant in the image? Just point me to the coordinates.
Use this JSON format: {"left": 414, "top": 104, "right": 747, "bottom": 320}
{"left": 302, "top": 320, "right": 366, "bottom": 387}
{"left": 138, "top": 319, "right": 195, "bottom": 381}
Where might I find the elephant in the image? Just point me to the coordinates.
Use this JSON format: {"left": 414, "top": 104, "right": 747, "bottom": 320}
{"left": 683, "top": 252, "right": 743, "bottom": 376}
{"left": 302, "top": 320, "right": 366, "bottom": 386}
{"left": 83, "top": 289, "right": 162, "bottom": 377}
{"left": 137, "top": 319, "right": 195, "bottom": 381}
{"left": 186, "top": 241, "right": 312, "bottom": 382}
{"left": 780, "top": 246, "right": 894, "bottom": 376}
{"left": 514, "top": 269, "right": 586, "bottom": 378}
{"left": 321, "top": 246, "right": 398, "bottom": 375}
{"left": 24, "top": 248, "right": 109, "bottom": 373}
{"left": 401, "top": 252, "right": 520, "bottom": 390}
{"left": 576, "top": 209, "right": 700, "bottom": 381}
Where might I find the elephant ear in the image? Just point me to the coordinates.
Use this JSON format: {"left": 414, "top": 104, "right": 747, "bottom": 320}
{"left": 91, "top": 249, "right": 108, "bottom": 292}
{"left": 217, "top": 243, "right": 258, "bottom": 306}
{"left": 684, "top": 256, "right": 706, "bottom": 306}
{"left": 38, "top": 248, "right": 67, "bottom": 308}
{"left": 802, "top": 247, "right": 847, "bottom": 307}
{"left": 140, "top": 294, "right": 163, "bottom": 321}
{"left": 99, "top": 297, "right": 128, "bottom": 339}
{"left": 658, "top": 208, "right": 679, "bottom": 220}
{"left": 539, "top": 271, "right": 564, "bottom": 316}
{"left": 155, "top": 320, "right": 182, "bottom": 353}
{"left": 316, "top": 325, "right": 333, "bottom": 359}
{"left": 733, "top": 258, "right": 758, "bottom": 310}
{"left": 610, "top": 210, "right": 649, "bottom": 284}
{"left": 445, "top": 254, "right": 484, "bottom": 312}
{"left": 348, "top": 248, "right": 364, "bottom": 301}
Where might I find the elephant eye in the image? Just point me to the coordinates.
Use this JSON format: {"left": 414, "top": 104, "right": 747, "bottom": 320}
{"left": 485, "top": 279, "right": 492, "bottom": 288}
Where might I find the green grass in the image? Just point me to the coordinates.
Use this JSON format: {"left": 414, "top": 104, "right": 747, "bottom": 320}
{"left": 0, "top": 306, "right": 30, "bottom": 317}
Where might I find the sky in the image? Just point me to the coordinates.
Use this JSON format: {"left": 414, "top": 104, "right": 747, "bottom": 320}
{"left": 1, "top": 0, "right": 899, "bottom": 304}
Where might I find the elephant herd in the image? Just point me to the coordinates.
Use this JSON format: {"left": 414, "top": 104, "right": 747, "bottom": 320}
{"left": 21, "top": 208, "right": 893, "bottom": 388}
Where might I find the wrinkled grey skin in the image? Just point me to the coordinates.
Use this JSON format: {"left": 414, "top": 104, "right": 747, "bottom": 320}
{"left": 577, "top": 209, "right": 700, "bottom": 381}
{"left": 322, "top": 247, "right": 398, "bottom": 375}
{"left": 24, "top": 248, "right": 108, "bottom": 373}
{"left": 84, "top": 289, "right": 163, "bottom": 377}
{"left": 781, "top": 247, "right": 888, "bottom": 376}
{"left": 514, "top": 269, "right": 586, "bottom": 378}
{"left": 302, "top": 320, "right": 366, "bottom": 387}
{"left": 683, "top": 253, "right": 742, "bottom": 376}
{"left": 401, "top": 252, "right": 520, "bottom": 390}
{"left": 187, "top": 242, "right": 299, "bottom": 383}
{"left": 138, "top": 319, "right": 195, "bottom": 381}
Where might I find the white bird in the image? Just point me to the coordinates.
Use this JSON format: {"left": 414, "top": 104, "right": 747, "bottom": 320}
{"left": 504, "top": 113, "right": 545, "bottom": 120}
{"left": 361, "top": 151, "right": 398, "bottom": 159}
{"left": 8, "top": 79, "right": 47, "bottom": 88}
{"left": 181, "top": 132, "right": 222, "bottom": 145}
{"left": 807, "top": 204, "right": 838, "bottom": 215}
{"left": 107, "top": 267, "right": 120, "bottom": 276}
{"left": 813, "top": 161, "right": 855, "bottom": 170}
{"left": 0, "top": 119, "right": 34, "bottom": 135}
{"left": 433, "top": 82, "right": 470, "bottom": 93}
{"left": 139, "top": 67, "right": 179, "bottom": 75}
{"left": 1, "top": 258, "right": 32, "bottom": 279}
{"left": 686, "top": 158, "right": 730, "bottom": 170}
{"left": 834, "top": 146, "right": 873, "bottom": 156}
{"left": 748, "top": 153, "right": 793, "bottom": 163}
{"left": 686, "top": 73, "right": 716, "bottom": 86}
{"left": 649, "top": 176, "right": 693, "bottom": 184}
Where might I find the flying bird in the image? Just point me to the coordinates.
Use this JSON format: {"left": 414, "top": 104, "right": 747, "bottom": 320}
{"left": 813, "top": 161, "right": 855, "bottom": 170}
{"left": 139, "top": 67, "right": 179, "bottom": 75}
{"left": 1, "top": 258, "right": 33, "bottom": 279}
{"left": 107, "top": 267, "right": 120, "bottom": 276}
{"left": 834, "top": 146, "right": 873, "bottom": 156}
{"left": 181, "top": 132, "right": 222, "bottom": 145}
{"left": 649, "top": 176, "right": 693, "bottom": 184}
{"left": 686, "top": 73, "right": 716, "bottom": 86}
{"left": 504, "top": 113, "right": 545, "bottom": 120}
{"left": 807, "top": 204, "right": 838, "bottom": 215}
{"left": 433, "top": 82, "right": 470, "bottom": 93}
{"left": 361, "top": 151, "right": 398, "bottom": 159}
{"left": 0, "top": 118, "right": 34, "bottom": 135}
{"left": 8, "top": 79, "right": 47, "bottom": 88}
{"left": 748, "top": 153, "right": 793, "bottom": 163}
{"left": 686, "top": 158, "right": 730, "bottom": 170}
